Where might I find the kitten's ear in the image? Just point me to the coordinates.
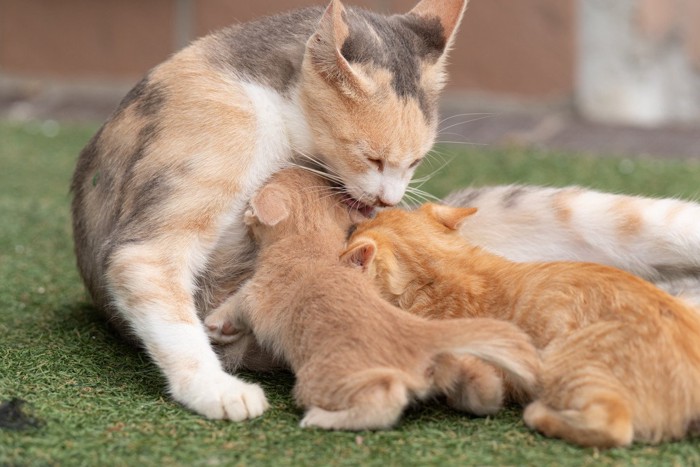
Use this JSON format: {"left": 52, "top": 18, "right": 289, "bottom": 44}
{"left": 407, "top": 0, "right": 469, "bottom": 55}
{"left": 248, "top": 184, "right": 290, "bottom": 227}
{"left": 425, "top": 203, "right": 477, "bottom": 230}
{"left": 306, "top": 0, "right": 371, "bottom": 98}
{"left": 340, "top": 239, "right": 377, "bottom": 271}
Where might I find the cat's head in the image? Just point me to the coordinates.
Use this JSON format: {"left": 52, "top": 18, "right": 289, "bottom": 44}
{"left": 300, "top": 0, "right": 468, "bottom": 211}
{"left": 244, "top": 167, "right": 366, "bottom": 245}
{"left": 340, "top": 203, "right": 476, "bottom": 304}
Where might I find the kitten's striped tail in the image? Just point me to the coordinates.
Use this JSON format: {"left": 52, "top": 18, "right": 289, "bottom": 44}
{"left": 429, "top": 317, "right": 541, "bottom": 397}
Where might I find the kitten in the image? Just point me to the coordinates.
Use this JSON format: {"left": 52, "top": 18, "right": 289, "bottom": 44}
{"left": 344, "top": 203, "right": 700, "bottom": 447}
{"left": 70, "top": 0, "right": 469, "bottom": 420}
{"left": 443, "top": 185, "right": 700, "bottom": 305}
{"left": 203, "top": 168, "right": 540, "bottom": 430}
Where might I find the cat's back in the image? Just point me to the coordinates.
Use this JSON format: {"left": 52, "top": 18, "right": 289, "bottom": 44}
{"left": 71, "top": 7, "right": 326, "bottom": 311}
{"left": 203, "top": 6, "right": 323, "bottom": 91}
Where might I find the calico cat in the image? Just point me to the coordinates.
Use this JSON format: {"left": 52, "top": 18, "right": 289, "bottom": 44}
{"left": 70, "top": 0, "right": 469, "bottom": 420}
{"left": 203, "top": 168, "right": 540, "bottom": 430}
{"left": 343, "top": 203, "right": 700, "bottom": 447}
{"left": 443, "top": 185, "right": 700, "bottom": 304}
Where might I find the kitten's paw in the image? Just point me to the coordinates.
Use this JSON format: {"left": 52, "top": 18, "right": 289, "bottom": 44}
{"left": 172, "top": 370, "right": 269, "bottom": 421}
{"left": 300, "top": 407, "right": 355, "bottom": 430}
{"left": 204, "top": 314, "right": 244, "bottom": 344}
{"left": 447, "top": 357, "right": 505, "bottom": 416}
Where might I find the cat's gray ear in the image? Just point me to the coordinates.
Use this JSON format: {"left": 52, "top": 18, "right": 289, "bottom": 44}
{"left": 340, "top": 239, "right": 377, "bottom": 271}
{"left": 248, "top": 184, "right": 290, "bottom": 227}
{"left": 407, "top": 0, "right": 469, "bottom": 54}
{"left": 426, "top": 203, "right": 477, "bottom": 230}
{"left": 306, "top": 0, "right": 372, "bottom": 98}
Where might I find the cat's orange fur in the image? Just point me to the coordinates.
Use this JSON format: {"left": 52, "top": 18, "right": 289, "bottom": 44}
{"left": 343, "top": 203, "right": 700, "bottom": 447}
{"left": 204, "top": 168, "right": 540, "bottom": 430}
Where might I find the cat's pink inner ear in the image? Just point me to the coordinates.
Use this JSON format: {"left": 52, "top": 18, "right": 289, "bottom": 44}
{"left": 340, "top": 240, "right": 377, "bottom": 271}
{"left": 409, "top": 0, "right": 469, "bottom": 50}
{"left": 249, "top": 184, "right": 290, "bottom": 227}
{"left": 430, "top": 204, "right": 477, "bottom": 230}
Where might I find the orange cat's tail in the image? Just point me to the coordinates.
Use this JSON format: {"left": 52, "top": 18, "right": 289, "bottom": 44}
{"left": 428, "top": 317, "right": 541, "bottom": 397}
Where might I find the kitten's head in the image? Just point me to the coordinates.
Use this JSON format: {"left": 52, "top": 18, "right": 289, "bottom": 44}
{"left": 244, "top": 167, "right": 366, "bottom": 245}
{"left": 300, "top": 0, "right": 468, "bottom": 211}
{"left": 341, "top": 203, "right": 476, "bottom": 304}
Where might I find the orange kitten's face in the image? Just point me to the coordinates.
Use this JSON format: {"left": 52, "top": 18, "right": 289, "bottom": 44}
{"left": 342, "top": 204, "right": 477, "bottom": 307}
{"left": 300, "top": 0, "right": 467, "bottom": 210}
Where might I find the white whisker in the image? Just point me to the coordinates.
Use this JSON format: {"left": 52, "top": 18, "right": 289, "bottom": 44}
{"left": 438, "top": 115, "right": 495, "bottom": 134}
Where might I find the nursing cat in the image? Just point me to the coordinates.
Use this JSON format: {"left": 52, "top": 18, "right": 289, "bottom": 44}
{"left": 344, "top": 203, "right": 700, "bottom": 447}
{"left": 203, "top": 168, "right": 540, "bottom": 430}
{"left": 70, "top": 0, "right": 469, "bottom": 420}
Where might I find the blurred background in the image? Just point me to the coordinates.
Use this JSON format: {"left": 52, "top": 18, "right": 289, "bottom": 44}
{"left": 1, "top": 0, "right": 699, "bottom": 158}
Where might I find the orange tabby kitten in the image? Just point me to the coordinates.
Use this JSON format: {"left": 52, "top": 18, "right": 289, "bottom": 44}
{"left": 204, "top": 168, "right": 540, "bottom": 430}
{"left": 343, "top": 203, "right": 700, "bottom": 447}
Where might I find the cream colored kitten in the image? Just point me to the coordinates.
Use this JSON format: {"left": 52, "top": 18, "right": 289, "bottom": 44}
{"left": 204, "top": 168, "right": 540, "bottom": 430}
{"left": 345, "top": 203, "right": 700, "bottom": 447}
{"left": 70, "top": 0, "right": 469, "bottom": 420}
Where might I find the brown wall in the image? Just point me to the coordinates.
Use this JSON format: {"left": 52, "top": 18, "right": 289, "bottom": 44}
{"left": 0, "top": 0, "right": 575, "bottom": 99}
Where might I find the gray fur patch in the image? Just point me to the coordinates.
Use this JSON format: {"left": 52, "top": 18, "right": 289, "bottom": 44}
{"left": 120, "top": 173, "right": 173, "bottom": 231}
{"left": 207, "top": 7, "right": 324, "bottom": 94}
{"left": 502, "top": 186, "right": 530, "bottom": 209}
{"left": 443, "top": 187, "right": 485, "bottom": 207}
{"left": 205, "top": 6, "right": 445, "bottom": 120}
{"left": 341, "top": 11, "right": 446, "bottom": 120}
{"left": 113, "top": 75, "right": 167, "bottom": 118}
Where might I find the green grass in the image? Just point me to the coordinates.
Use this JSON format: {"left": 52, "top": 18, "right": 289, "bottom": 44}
{"left": 1, "top": 120, "right": 699, "bottom": 465}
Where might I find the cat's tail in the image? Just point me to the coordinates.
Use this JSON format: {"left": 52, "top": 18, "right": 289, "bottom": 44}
{"left": 428, "top": 317, "right": 541, "bottom": 397}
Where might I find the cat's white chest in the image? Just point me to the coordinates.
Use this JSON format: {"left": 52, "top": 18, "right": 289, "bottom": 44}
{"left": 240, "top": 81, "right": 313, "bottom": 183}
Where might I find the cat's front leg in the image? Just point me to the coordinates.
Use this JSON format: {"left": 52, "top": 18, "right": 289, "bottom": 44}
{"left": 204, "top": 284, "right": 254, "bottom": 345}
{"left": 107, "top": 243, "right": 268, "bottom": 421}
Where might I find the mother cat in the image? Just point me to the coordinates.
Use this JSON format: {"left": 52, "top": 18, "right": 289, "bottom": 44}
{"left": 70, "top": 0, "right": 469, "bottom": 421}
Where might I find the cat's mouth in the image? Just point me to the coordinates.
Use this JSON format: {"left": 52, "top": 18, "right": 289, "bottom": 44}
{"left": 340, "top": 194, "right": 376, "bottom": 218}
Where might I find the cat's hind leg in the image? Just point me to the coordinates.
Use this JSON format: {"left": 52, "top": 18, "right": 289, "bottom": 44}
{"left": 432, "top": 354, "right": 505, "bottom": 416}
{"left": 299, "top": 369, "right": 412, "bottom": 430}
{"left": 523, "top": 394, "right": 633, "bottom": 448}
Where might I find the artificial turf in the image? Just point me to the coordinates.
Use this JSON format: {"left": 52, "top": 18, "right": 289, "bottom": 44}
{"left": 1, "top": 120, "right": 699, "bottom": 465}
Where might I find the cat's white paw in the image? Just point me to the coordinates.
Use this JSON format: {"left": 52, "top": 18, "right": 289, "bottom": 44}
{"left": 204, "top": 314, "right": 245, "bottom": 344}
{"left": 172, "top": 370, "right": 268, "bottom": 421}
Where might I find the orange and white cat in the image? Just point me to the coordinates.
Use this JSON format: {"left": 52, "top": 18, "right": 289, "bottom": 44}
{"left": 70, "top": 0, "right": 469, "bottom": 420}
{"left": 344, "top": 203, "right": 700, "bottom": 447}
{"left": 203, "top": 168, "right": 540, "bottom": 430}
